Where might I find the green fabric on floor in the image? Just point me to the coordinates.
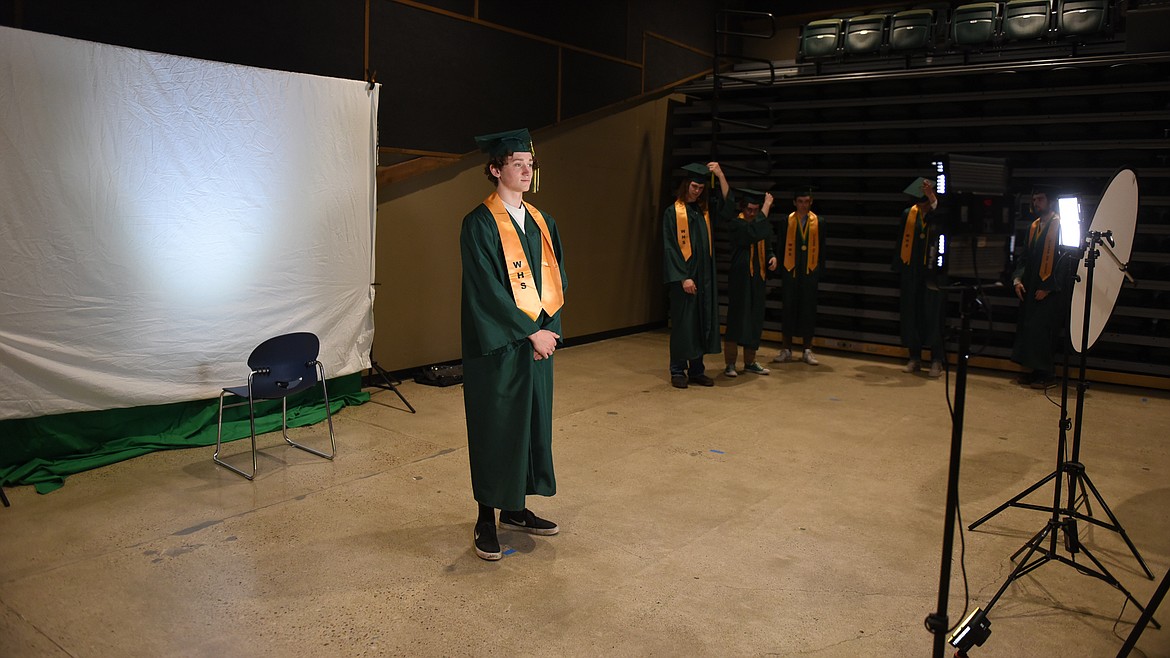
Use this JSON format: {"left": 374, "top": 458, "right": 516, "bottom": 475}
{"left": 0, "top": 373, "right": 368, "bottom": 494}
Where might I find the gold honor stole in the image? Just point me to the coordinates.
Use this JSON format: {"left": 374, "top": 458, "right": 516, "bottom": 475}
{"left": 900, "top": 205, "right": 928, "bottom": 265}
{"left": 738, "top": 213, "right": 767, "bottom": 280}
{"left": 784, "top": 212, "right": 819, "bottom": 274}
{"left": 484, "top": 192, "right": 564, "bottom": 321}
{"left": 674, "top": 200, "right": 712, "bottom": 261}
{"left": 1028, "top": 215, "right": 1059, "bottom": 281}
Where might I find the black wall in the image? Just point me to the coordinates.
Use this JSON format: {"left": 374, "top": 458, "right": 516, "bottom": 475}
{"left": 1, "top": 0, "right": 721, "bottom": 155}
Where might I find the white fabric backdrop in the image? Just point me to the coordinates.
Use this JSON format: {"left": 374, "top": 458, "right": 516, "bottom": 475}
{"left": 0, "top": 26, "right": 378, "bottom": 420}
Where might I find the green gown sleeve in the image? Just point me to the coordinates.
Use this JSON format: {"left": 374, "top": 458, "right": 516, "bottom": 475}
{"left": 713, "top": 190, "right": 737, "bottom": 224}
{"left": 763, "top": 213, "right": 776, "bottom": 261}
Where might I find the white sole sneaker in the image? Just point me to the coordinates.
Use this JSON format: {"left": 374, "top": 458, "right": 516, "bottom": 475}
{"left": 499, "top": 513, "right": 560, "bottom": 536}
{"left": 473, "top": 527, "right": 502, "bottom": 561}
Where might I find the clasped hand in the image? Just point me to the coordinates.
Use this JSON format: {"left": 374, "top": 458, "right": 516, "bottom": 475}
{"left": 528, "top": 329, "right": 560, "bottom": 360}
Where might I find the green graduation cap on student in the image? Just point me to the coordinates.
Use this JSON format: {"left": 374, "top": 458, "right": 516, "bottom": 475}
{"left": 474, "top": 128, "right": 533, "bottom": 158}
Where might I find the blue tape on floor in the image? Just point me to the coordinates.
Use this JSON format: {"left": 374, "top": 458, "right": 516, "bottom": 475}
{"left": 829, "top": 396, "right": 841, "bottom": 401}
{"left": 503, "top": 548, "right": 517, "bottom": 555}
{"left": 710, "top": 449, "right": 725, "bottom": 454}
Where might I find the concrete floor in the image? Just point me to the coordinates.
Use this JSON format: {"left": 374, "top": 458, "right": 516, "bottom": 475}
{"left": 1, "top": 330, "right": 1168, "bottom": 657}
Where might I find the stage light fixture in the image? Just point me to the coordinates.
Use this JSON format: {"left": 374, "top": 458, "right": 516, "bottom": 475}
{"left": 1057, "top": 195, "right": 1083, "bottom": 249}
{"left": 947, "top": 607, "right": 991, "bottom": 654}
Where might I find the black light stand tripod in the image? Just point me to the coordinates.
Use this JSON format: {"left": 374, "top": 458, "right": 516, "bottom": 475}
{"left": 927, "top": 284, "right": 981, "bottom": 658}
{"left": 368, "top": 351, "right": 416, "bottom": 414}
{"left": 366, "top": 281, "right": 416, "bottom": 413}
{"left": 969, "top": 230, "right": 1157, "bottom": 627}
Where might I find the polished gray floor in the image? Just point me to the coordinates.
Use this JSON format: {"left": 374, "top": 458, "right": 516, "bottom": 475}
{"left": 2, "top": 330, "right": 1168, "bottom": 657}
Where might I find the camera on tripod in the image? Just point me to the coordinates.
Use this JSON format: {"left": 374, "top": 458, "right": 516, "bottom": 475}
{"left": 927, "top": 154, "right": 1014, "bottom": 288}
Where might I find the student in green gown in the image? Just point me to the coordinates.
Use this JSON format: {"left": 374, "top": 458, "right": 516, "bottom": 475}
{"left": 663, "top": 161, "right": 734, "bottom": 389}
{"left": 1011, "top": 187, "right": 1069, "bottom": 389}
{"left": 723, "top": 189, "right": 777, "bottom": 377}
{"left": 772, "top": 188, "right": 824, "bottom": 366}
{"left": 894, "top": 177, "right": 945, "bottom": 378}
{"left": 459, "top": 129, "right": 567, "bottom": 561}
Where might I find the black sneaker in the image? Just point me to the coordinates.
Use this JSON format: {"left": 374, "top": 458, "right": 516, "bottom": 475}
{"left": 670, "top": 374, "right": 688, "bottom": 389}
{"left": 473, "top": 520, "right": 502, "bottom": 560}
{"left": 688, "top": 374, "right": 715, "bottom": 387}
{"left": 499, "top": 509, "right": 559, "bottom": 536}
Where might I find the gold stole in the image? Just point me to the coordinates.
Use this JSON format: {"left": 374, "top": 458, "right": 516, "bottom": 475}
{"left": 738, "top": 213, "right": 767, "bottom": 280}
{"left": 900, "top": 205, "right": 927, "bottom": 265}
{"left": 784, "top": 212, "right": 819, "bottom": 274}
{"left": 1028, "top": 215, "right": 1059, "bottom": 281}
{"left": 484, "top": 192, "right": 564, "bottom": 321}
{"left": 674, "top": 200, "right": 711, "bottom": 261}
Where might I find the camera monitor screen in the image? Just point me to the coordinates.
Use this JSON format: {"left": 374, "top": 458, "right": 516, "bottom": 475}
{"left": 934, "top": 154, "right": 1009, "bottom": 196}
{"left": 934, "top": 233, "right": 1014, "bottom": 282}
{"left": 928, "top": 193, "right": 1014, "bottom": 286}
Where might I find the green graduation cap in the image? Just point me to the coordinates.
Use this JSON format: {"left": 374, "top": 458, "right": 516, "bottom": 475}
{"left": 792, "top": 185, "right": 815, "bottom": 200}
{"left": 474, "top": 128, "right": 534, "bottom": 159}
{"left": 736, "top": 188, "right": 768, "bottom": 205}
{"left": 903, "top": 177, "right": 932, "bottom": 198}
{"left": 681, "top": 162, "right": 712, "bottom": 184}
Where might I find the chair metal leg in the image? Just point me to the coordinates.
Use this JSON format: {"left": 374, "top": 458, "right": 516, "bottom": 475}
{"left": 283, "top": 363, "right": 336, "bottom": 460}
{"left": 213, "top": 391, "right": 257, "bottom": 480}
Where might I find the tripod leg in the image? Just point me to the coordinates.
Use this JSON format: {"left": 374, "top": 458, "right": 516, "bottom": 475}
{"left": 1073, "top": 471, "right": 1154, "bottom": 579}
{"left": 369, "top": 357, "right": 417, "bottom": 414}
{"left": 969, "top": 470, "right": 1059, "bottom": 531}
{"left": 986, "top": 522, "right": 1058, "bottom": 615}
{"left": 1011, "top": 520, "right": 1055, "bottom": 564}
{"left": 1054, "top": 542, "right": 1160, "bottom": 630}
{"left": 1118, "top": 568, "right": 1169, "bottom": 656}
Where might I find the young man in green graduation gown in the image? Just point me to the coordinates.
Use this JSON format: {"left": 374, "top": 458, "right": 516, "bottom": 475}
{"left": 459, "top": 129, "right": 567, "bottom": 561}
{"left": 894, "top": 177, "right": 945, "bottom": 378}
{"left": 773, "top": 188, "right": 824, "bottom": 366}
{"left": 1011, "top": 187, "right": 1068, "bottom": 389}
{"left": 723, "top": 189, "right": 777, "bottom": 377}
{"left": 662, "top": 161, "right": 734, "bottom": 389}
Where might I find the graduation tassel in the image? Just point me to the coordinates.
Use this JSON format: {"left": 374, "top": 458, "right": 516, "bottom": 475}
{"left": 531, "top": 143, "right": 540, "bottom": 193}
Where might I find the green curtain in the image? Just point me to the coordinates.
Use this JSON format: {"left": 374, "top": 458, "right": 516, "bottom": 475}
{"left": 0, "top": 373, "right": 369, "bottom": 494}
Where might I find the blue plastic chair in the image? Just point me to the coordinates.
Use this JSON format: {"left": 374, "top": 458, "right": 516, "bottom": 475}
{"left": 213, "top": 332, "right": 336, "bottom": 480}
